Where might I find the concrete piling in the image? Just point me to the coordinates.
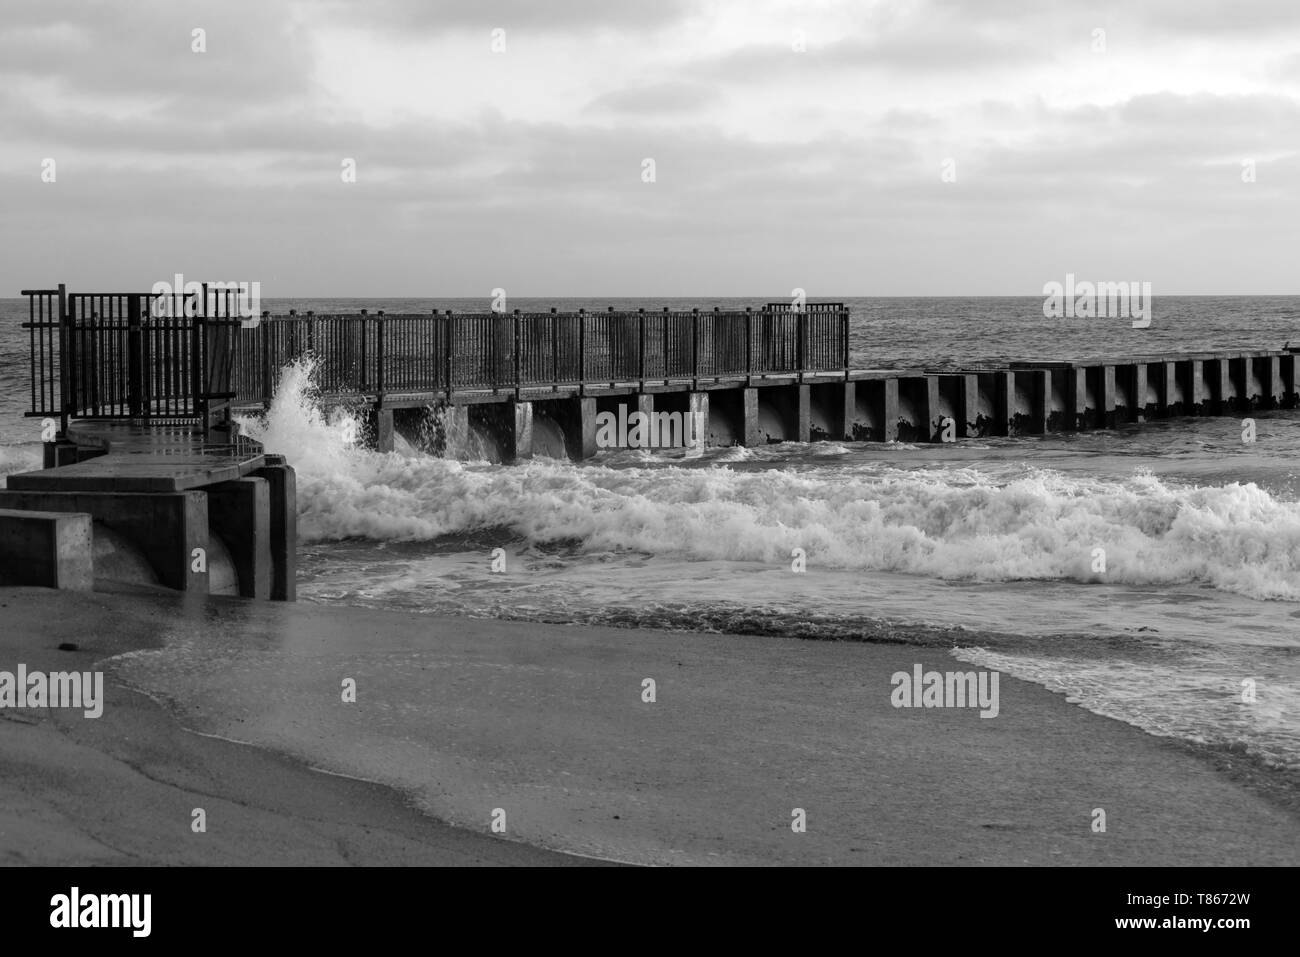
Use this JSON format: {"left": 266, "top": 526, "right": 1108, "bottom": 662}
{"left": 206, "top": 477, "right": 273, "bottom": 600}
{"left": 0, "top": 490, "right": 209, "bottom": 592}
{"left": 0, "top": 510, "right": 94, "bottom": 591}
{"left": 253, "top": 456, "right": 297, "bottom": 601}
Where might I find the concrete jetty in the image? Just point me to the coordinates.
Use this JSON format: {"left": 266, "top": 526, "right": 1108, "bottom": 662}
{"left": 219, "top": 305, "right": 1298, "bottom": 454}
{"left": 5, "top": 287, "right": 296, "bottom": 597}
{"left": 5, "top": 284, "right": 1297, "bottom": 595}
{"left": 0, "top": 420, "right": 296, "bottom": 600}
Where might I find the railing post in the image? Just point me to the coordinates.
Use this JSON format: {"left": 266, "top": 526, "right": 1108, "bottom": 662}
{"left": 127, "top": 295, "right": 142, "bottom": 418}
{"left": 638, "top": 308, "right": 645, "bottom": 383}
{"left": 842, "top": 307, "right": 850, "bottom": 372}
{"left": 513, "top": 309, "right": 521, "bottom": 396}
{"left": 550, "top": 307, "right": 558, "bottom": 385}
{"left": 57, "top": 283, "right": 70, "bottom": 433}
{"left": 608, "top": 305, "right": 617, "bottom": 387}
{"left": 261, "top": 317, "right": 272, "bottom": 409}
{"left": 692, "top": 308, "right": 700, "bottom": 382}
{"left": 376, "top": 311, "right": 385, "bottom": 396}
{"left": 444, "top": 310, "right": 454, "bottom": 400}
{"left": 141, "top": 297, "right": 153, "bottom": 417}
{"left": 192, "top": 309, "right": 206, "bottom": 424}
{"left": 797, "top": 305, "right": 807, "bottom": 373}
{"left": 663, "top": 306, "right": 669, "bottom": 378}
{"left": 745, "top": 307, "right": 752, "bottom": 377}
{"left": 359, "top": 309, "right": 369, "bottom": 393}
{"left": 578, "top": 308, "right": 586, "bottom": 385}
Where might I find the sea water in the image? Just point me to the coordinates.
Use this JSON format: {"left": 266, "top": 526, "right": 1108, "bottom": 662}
{"left": 2, "top": 296, "right": 1297, "bottom": 783}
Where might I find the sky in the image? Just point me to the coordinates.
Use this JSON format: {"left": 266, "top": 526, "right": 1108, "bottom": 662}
{"left": 1, "top": 0, "right": 1298, "bottom": 297}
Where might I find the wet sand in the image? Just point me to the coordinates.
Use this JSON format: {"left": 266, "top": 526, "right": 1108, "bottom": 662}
{"left": 0, "top": 585, "right": 1296, "bottom": 866}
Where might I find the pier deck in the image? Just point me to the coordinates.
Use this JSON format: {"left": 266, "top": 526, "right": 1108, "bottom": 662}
{"left": 7, "top": 420, "right": 267, "bottom": 493}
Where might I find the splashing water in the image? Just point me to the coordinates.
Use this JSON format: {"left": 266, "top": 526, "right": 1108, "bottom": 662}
{"left": 226, "top": 357, "right": 1300, "bottom": 772}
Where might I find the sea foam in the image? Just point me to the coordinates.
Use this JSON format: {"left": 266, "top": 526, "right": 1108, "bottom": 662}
{"left": 239, "top": 359, "right": 1300, "bottom": 601}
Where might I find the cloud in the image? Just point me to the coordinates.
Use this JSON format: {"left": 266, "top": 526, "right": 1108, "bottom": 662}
{"left": 584, "top": 82, "right": 719, "bottom": 116}
{"left": 0, "top": 0, "right": 315, "bottom": 103}
{"left": 1, "top": 0, "right": 1297, "bottom": 294}
{"left": 322, "top": 0, "right": 693, "bottom": 34}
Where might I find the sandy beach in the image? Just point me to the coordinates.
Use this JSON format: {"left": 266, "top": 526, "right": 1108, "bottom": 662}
{"left": 0, "top": 583, "right": 1295, "bottom": 867}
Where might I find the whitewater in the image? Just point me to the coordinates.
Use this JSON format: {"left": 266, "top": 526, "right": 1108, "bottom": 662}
{"left": 225, "top": 357, "right": 1300, "bottom": 773}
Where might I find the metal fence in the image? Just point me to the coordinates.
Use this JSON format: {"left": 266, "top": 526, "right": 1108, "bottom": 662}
{"left": 23, "top": 289, "right": 851, "bottom": 421}
{"left": 22, "top": 285, "right": 243, "bottom": 430}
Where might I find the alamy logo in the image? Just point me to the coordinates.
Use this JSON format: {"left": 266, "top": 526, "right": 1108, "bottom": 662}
{"left": 1042, "top": 274, "right": 1152, "bottom": 328}
{"left": 595, "top": 403, "right": 701, "bottom": 449}
{"left": 150, "top": 273, "right": 262, "bottom": 325}
{"left": 890, "top": 664, "right": 1000, "bottom": 719}
{"left": 0, "top": 665, "right": 103, "bottom": 718}
{"left": 50, "top": 888, "right": 150, "bottom": 937}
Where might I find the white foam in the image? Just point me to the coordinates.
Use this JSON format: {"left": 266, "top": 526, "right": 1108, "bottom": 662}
{"left": 240, "top": 360, "right": 1300, "bottom": 601}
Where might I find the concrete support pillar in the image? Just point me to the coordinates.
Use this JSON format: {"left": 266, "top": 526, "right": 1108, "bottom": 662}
{"left": 253, "top": 456, "right": 297, "bottom": 602}
{"left": 513, "top": 400, "right": 534, "bottom": 461}
{"left": 1068, "top": 368, "right": 1089, "bottom": 430}
{"left": 444, "top": 404, "right": 470, "bottom": 456}
{"left": 1213, "top": 360, "right": 1234, "bottom": 413}
{"left": 840, "top": 382, "right": 856, "bottom": 440}
{"left": 634, "top": 393, "right": 654, "bottom": 422}
{"left": 895, "top": 377, "right": 932, "bottom": 442}
{"left": 1262, "top": 355, "right": 1282, "bottom": 408}
{"left": 1244, "top": 358, "right": 1265, "bottom": 409}
{"left": 1133, "top": 364, "right": 1149, "bottom": 421}
{"left": 0, "top": 510, "right": 94, "bottom": 590}
{"left": 1190, "top": 360, "right": 1208, "bottom": 413}
{"left": 880, "top": 378, "right": 900, "bottom": 442}
{"left": 986, "top": 372, "right": 1011, "bottom": 436}
{"left": 687, "top": 392, "right": 708, "bottom": 451}
{"left": 374, "top": 408, "right": 394, "bottom": 453}
{"left": 0, "top": 490, "right": 208, "bottom": 593}
{"left": 958, "top": 375, "right": 979, "bottom": 437}
{"left": 1160, "top": 361, "right": 1178, "bottom": 414}
{"left": 1021, "top": 370, "right": 1049, "bottom": 434}
{"left": 794, "top": 384, "right": 811, "bottom": 443}
{"left": 569, "top": 397, "right": 598, "bottom": 460}
{"left": 1101, "top": 366, "right": 1117, "bottom": 429}
{"left": 1115, "top": 365, "right": 1137, "bottom": 423}
{"left": 1281, "top": 354, "right": 1299, "bottom": 408}
{"left": 207, "top": 477, "right": 272, "bottom": 600}
{"left": 742, "top": 388, "right": 762, "bottom": 446}
{"left": 1237, "top": 357, "right": 1255, "bottom": 410}
{"left": 922, "top": 377, "right": 940, "bottom": 441}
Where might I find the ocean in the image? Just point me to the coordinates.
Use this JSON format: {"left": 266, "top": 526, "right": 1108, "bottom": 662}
{"left": 2, "top": 295, "right": 1298, "bottom": 811}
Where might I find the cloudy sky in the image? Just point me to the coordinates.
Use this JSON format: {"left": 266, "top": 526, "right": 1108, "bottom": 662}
{"left": 2, "top": 0, "right": 1297, "bottom": 296}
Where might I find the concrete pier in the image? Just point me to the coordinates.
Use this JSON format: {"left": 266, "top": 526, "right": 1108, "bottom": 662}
{"left": 211, "top": 305, "right": 1293, "bottom": 461}
{"left": 9, "top": 286, "right": 1298, "bottom": 599}
{"left": 2, "top": 421, "right": 295, "bottom": 600}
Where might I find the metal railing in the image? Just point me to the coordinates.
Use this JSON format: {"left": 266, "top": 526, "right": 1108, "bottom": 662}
{"left": 22, "top": 285, "right": 243, "bottom": 431}
{"left": 23, "top": 289, "right": 851, "bottom": 423}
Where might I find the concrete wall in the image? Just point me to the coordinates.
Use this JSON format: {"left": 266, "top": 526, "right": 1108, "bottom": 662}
{"left": 0, "top": 509, "right": 94, "bottom": 590}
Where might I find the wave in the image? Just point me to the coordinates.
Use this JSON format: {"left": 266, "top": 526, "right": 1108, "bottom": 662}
{"left": 238, "top": 359, "right": 1300, "bottom": 601}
